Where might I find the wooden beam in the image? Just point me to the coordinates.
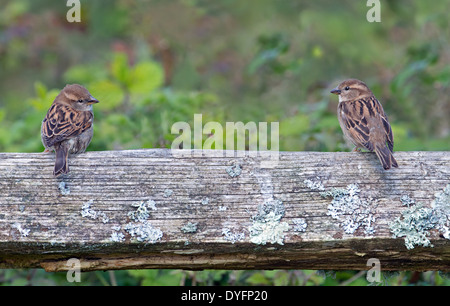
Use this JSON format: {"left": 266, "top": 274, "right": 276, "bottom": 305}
{"left": 0, "top": 149, "right": 449, "bottom": 271}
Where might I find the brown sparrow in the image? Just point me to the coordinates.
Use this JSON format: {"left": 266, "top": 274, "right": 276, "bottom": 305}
{"left": 41, "top": 84, "right": 99, "bottom": 176}
{"left": 330, "top": 79, "right": 398, "bottom": 170}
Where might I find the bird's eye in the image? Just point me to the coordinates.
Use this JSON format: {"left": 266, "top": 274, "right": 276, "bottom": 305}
{"left": 77, "top": 99, "right": 83, "bottom": 103}
{"left": 344, "top": 86, "right": 350, "bottom": 91}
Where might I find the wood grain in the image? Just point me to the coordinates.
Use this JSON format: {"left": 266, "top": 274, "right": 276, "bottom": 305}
{"left": 0, "top": 149, "right": 449, "bottom": 271}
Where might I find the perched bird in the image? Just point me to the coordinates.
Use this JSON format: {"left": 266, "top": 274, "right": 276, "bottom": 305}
{"left": 330, "top": 79, "right": 398, "bottom": 170}
{"left": 41, "top": 84, "right": 99, "bottom": 176}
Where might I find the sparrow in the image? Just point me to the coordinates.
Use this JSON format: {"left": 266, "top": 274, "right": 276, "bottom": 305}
{"left": 41, "top": 84, "right": 99, "bottom": 176}
{"left": 330, "top": 79, "right": 398, "bottom": 170}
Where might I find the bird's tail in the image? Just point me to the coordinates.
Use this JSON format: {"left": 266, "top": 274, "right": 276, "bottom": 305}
{"left": 374, "top": 145, "right": 398, "bottom": 170}
{"left": 54, "top": 144, "right": 69, "bottom": 176}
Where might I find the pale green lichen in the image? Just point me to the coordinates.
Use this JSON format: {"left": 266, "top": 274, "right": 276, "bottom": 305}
{"left": 123, "top": 199, "right": 163, "bottom": 243}
{"left": 163, "top": 189, "right": 173, "bottom": 198}
{"left": 181, "top": 222, "right": 198, "bottom": 233}
{"left": 12, "top": 223, "right": 30, "bottom": 237}
{"left": 292, "top": 218, "right": 307, "bottom": 233}
{"left": 390, "top": 202, "right": 435, "bottom": 250}
{"left": 222, "top": 228, "right": 245, "bottom": 244}
{"left": 124, "top": 221, "right": 163, "bottom": 243}
{"left": 303, "top": 179, "right": 325, "bottom": 191}
{"left": 201, "top": 197, "right": 210, "bottom": 205}
{"left": 110, "top": 225, "right": 125, "bottom": 242}
{"left": 400, "top": 195, "right": 415, "bottom": 207}
{"left": 320, "top": 183, "right": 377, "bottom": 235}
{"left": 226, "top": 163, "right": 242, "bottom": 178}
{"left": 128, "top": 199, "right": 156, "bottom": 222}
{"left": 80, "top": 199, "right": 109, "bottom": 223}
{"left": 248, "top": 199, "right": 289, "bottom": 245}
{"left": 58, "top": 181, "right": 70, "bottom": 196}
{"left": 390, "top": 184, "right": 450, "bottom": 249}
{"left": 110, "top": 230, "right": 125, "bottom": 242}
{"left": 431, "top": 184, "right": 450, "bottom": 239}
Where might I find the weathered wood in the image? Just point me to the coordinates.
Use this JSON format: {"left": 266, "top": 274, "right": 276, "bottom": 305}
{"left": 0, "top": 149, "right": 449, "bottom": 272}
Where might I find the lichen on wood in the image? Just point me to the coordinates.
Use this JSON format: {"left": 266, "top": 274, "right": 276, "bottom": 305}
{"left": 0, "top": 149, "right": 449, "bottom": 271}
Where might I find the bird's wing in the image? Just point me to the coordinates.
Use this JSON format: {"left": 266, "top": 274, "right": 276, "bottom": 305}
{"left": 379, "top": 104, "right": 395, "bottom": 153}
{"left": 41, "top": 103, "right": 93, "bottom": 148}
{"left": 339, "top": 96, "right": 386, "bottom": 152}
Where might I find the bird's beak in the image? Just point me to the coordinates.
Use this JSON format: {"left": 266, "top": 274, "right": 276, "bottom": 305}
{"left": 330, "top": 87, "right": 341, "bottom": 95}
{"left": 87, "top": 95, "right": 99, "bottom": 104}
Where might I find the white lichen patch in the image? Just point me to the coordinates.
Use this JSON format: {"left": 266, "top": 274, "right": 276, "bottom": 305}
{"left": 128, "top": 199, "right": 156, "bottom": 222}
{"left": 124, "top": 221, "right": 163, "bottom": 243}
{"left": 222, "top": 228, "right": 245, "bottom": 244}
{"left": 390, "top": 202, "right": 434, "bottom": 250}
{"left": 121, "top": 199, "right": 163, "bottom": 244}
{"left": 226, "top": 163, "right": 242, "bottom": 178}
{"left": 320, "top": 183, "right": 377, "bottom": 235}
{"left": 163, "top": 189, "right": 173, "bottom": 198}
{"left": 303, "top": 179, "right": 325, "bottom": 191}
{"left": 431, "top": 184, "right": 450, "bottom": 239}
{"left": 110, "top": 230, "right": 125, "bottom": 242}
{"left": 58, "top": 181, "right": 70, "bottom": 196}
{"left": 201, "top": 197, "right": 210, "bottom": 205}
{"left": 80, "top": 200, "right": 109, "bottom": 223}
{"left": 400, "top": 195, "right": 415, "bottom": 207}
{"left": 391, "top": 184, "right": 450, "bottom": 249}
{"left": 292, "top": 218, "right": 308, "bottom": 233}
{"left": 12, "top": 223, "right": 30, "bottom": 237}
{"left": 248, "top": 199, "right": 289, "bottom": 245}
{"left": 181, "top": 222, "right": 198, "bottom": 233}
{"left": 109, "top": 225, "right": 125, "bottom": 242}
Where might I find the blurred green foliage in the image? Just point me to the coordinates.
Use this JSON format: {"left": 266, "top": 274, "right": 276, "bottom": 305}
{"left": 1, "top": 269, "right": 449, "bottom": 286}
{"left": 0, "top": 0, "right": 449, "bottom": 286}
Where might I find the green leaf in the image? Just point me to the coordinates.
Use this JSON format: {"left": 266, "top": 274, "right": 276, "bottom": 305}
{"left": 89, "top": 80, "right": 125, "bottom": 111}
{"left": 64, "top": 63, "right": 108, "bottom": 84}
{"left": 128, "top": 61, "right": 164, "bottom": 95}
{"left": 29, "top": 89, "right": 60, "bottom": 112}
{"left": 246, "top": 272, "right": 271, "bottom": 285}
{"left": 279, "top": 114, "right": 310, "bottom": 136}
{"left": 34, "top": 81, "right": 47, "bottom": 99}
{"left": 111, "top": 53, "right": 130, "bottom": 85}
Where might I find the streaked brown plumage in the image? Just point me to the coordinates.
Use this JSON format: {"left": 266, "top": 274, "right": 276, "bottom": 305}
{"left": 41, "top": 84, "right": 99, "bottom": 176}
{"left": 330, "top": 79, "right": 398, "bottom": 170}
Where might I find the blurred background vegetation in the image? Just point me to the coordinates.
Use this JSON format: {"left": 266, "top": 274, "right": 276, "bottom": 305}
{"left": 0, "top": 0, "right": 449, "bottom": 285}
